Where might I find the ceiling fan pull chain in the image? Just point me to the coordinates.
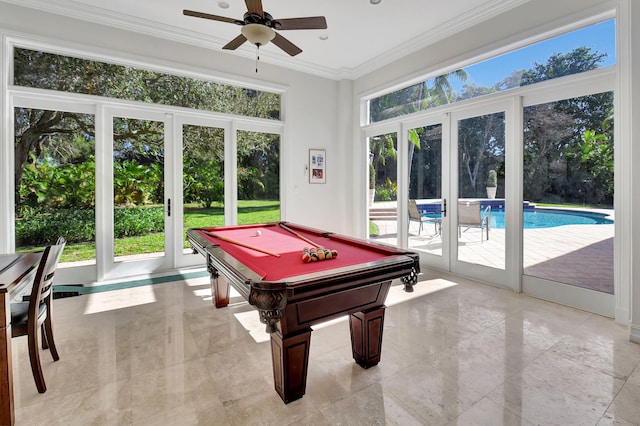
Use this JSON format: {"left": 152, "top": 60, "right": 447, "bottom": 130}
{"left": 256, "top": 44, "right": 260, "bottom": 73}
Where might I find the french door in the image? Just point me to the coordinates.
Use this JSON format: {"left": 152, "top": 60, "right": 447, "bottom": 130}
{"left": 400, "top": 100, "right": 514, "bottom": 286}
{"left": 101, "top": 107, "right": 173, "bottom": 280}
{"left": 403, "top": 117, "right": 449, "bottom": 271}
{"left": 174, "top": 116, "right": 229, "bottom": 269}
{"left": 449, "top": 102, "right": 514, "bottom": 287}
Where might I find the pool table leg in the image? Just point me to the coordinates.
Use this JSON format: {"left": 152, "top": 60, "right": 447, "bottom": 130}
{"left": 349, "top": 306, "right": 386, "bottom": 368}
{"left": 208, "top": 266, "right": 230, "bottom": 308}
{"left": 270, "top": 328, "right": 312, "bottom": 403}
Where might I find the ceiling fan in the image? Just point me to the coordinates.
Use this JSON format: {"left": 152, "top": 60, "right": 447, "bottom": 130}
{"left": 183, "top": 0, "right": 327, "bottom": 57}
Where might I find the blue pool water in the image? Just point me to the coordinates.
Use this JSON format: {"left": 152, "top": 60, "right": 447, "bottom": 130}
{"left": 491, "top": 208, "right": 613, "bottom": 229}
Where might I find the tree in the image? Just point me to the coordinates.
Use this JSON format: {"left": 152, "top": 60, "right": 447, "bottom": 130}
{"left": 457, "top": 112, "right": 505, "bottom": 197}
{"left": 13, "top": 48, "right": 282, "bottom": 213}
{"left": 521, "top": 47, "right": 607, "bottom": 85}
{"left": 523, "top": 103, "right": 574, "bottom": 201}
{"left": 521, "top": 47, "right": 613, "bottom": 205}
{"left": 370, "top": 70, "right": 468, "bottom": 194}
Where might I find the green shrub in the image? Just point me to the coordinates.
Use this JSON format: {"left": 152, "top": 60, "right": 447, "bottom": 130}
{"left": 16, "top": 208, "right": 95, "bottom": 246}
{"left": 486, "top": 169, "right": 498, "bottom": 187}
{"left": 375, "top": 178, "right": 398, "bottom": 201}
{"left": 114, "top": 206, "right": 164, "bottom": 236}
{"left": 15, "top": 206, "right": 164, "bottom": 247}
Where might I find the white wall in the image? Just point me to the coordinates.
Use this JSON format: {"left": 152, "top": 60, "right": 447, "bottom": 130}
{"left": 629, "top": 0, "right": 640, "bottom": 343}
{"left": 0, "top": 2, "right": 348, "bottom": 237}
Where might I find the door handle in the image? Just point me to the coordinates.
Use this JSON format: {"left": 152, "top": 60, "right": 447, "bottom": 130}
{"left": 442, "top": 199, "right": 447, "bottom": 217}
{"left": 167, "top": 198, "right": 171, "bottom": 217}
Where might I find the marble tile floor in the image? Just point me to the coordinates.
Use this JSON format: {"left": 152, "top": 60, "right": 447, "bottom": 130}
{"left": 10, "top": 269, "right": 640, "bottom": 425}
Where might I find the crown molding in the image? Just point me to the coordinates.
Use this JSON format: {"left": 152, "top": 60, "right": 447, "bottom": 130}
{"left": 349, "top": 0, "right": 531, "bottom": 79}
{"left": 0, "top": 0, "right": 531, "bottom": 81}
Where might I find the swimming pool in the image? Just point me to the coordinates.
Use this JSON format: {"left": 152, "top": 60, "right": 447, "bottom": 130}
{"left": 491, "top": 208, "right": 613, "bottom": 229}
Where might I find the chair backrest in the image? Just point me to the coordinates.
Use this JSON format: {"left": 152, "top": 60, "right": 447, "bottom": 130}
{"left": 458, "top": 200, "right": 482, "bottom": 226}
{"left": 408, "top": 200, "right": 422, "bottom": 220}
{"left": 28, "top": 237, "right": 66, "bottom": 321}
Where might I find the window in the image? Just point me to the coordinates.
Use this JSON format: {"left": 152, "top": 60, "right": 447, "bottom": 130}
{"left": 13, "top": 48, "right": 281, "bottom": 120}
{"left": 369, "top": 19, "right": 615, "bottom": 123}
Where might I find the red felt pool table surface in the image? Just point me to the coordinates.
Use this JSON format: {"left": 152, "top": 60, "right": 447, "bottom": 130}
{"left": 195, "top": 222, "right": 402, "bottom": 282}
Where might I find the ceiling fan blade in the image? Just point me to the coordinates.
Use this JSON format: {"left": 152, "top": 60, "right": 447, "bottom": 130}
{"left": 245, "top": 0, "right": 264, "bottom": 17}
{"left": 223, "top": 34, "right": 248, "bottom": 50}
{"left": 183, "top": 9, "right": 239, "bottom": 24}
{"left": 271, "top": 33, "right": 303, "bottom": 56}
{"left": 274, "top": 17, "right": 327, "bottom": 30}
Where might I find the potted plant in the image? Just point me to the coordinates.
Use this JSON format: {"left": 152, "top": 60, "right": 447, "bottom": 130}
{"left": 486, "top": 169, "right": 497, "bottom": 199}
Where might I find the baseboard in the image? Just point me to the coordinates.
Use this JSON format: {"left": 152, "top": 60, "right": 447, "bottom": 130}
{"left": 630, "top": 323, "right": 640, "bottom": 343}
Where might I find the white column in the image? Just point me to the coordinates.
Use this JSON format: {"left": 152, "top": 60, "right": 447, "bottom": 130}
{"left": 628, "top": 0, "right": 640, "bottom": 342}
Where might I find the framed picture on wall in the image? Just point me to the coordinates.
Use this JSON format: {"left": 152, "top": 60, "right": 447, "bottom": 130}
{"left": 309, "top": 149, "right": 326, "bottom": 184}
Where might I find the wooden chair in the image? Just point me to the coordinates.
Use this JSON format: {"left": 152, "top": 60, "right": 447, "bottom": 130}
{"left": 11, "top": 237, "right": 66, "bottom": 393}
{"left": 458, "top": 200, "right": 491, "bottom": 242}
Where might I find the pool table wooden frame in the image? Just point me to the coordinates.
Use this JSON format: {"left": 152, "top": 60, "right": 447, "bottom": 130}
{"left": 187, "top": 222, "right": 419, "bottom": 403}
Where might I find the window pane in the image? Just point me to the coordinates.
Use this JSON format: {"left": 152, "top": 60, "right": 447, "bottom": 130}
{"left": 14, "top": 48, "right": 281, "bottom": 120}
{"left": 369, "top": 132, "right": 398, "bottom": 246}
{"left": 183, "top": 124, "right": 225, "bottom": 252}
{"left": 237, "top": 130, "right": 280, "bottom": 224}
{"left": 457, "top": 112, "right": 505, "bottom": 270}
{"left": 408, "top": 124, "right": 442, "bottom": 256}
{"left": 369, "top": 19, "right": 615, "bottom": 123}
{"left": 15, "top": 108, "right": 96, "bottom": 265}
{"left": 113, "top": 117, "right": 165, "bottom": 261}
{"left": 523, "top": 92, "right": 614, "bottom": 293}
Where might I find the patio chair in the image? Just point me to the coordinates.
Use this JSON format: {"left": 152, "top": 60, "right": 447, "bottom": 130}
{"left": 408, "top": 200, "right": 440, "bottom": 235}
{"left": 458, "top": 200, "right": 490, "bottom": 242}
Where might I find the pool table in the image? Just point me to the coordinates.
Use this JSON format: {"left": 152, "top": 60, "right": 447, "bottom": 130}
{"left": 187, "top": 222, "right": 419, "bottom": 403}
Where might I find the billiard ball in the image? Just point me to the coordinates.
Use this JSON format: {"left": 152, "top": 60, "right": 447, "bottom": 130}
{"left": 255, "top": 230, "right": 262, "bottom": 236}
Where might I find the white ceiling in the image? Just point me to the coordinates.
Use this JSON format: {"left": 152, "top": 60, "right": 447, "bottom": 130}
{"left": 4, "top": 0, "right": 530, "bottom": 79}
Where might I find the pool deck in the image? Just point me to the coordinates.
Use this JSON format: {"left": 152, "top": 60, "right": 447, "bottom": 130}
{"left": 370, "top": 203, "right": 614, "bottom": 295}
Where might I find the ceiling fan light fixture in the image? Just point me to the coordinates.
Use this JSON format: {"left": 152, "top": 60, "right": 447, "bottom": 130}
{"left": 241, "top": 23, "right": 276, "bottom": 46}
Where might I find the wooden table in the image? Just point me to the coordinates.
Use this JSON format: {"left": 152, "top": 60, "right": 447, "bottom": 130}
{"left": 0, "top": 252, "right": 41, "bottom": 426}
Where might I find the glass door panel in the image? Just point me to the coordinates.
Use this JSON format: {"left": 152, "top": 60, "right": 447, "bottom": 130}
{"left": 523, "top": 93, "right": 614, "bottom": 294}
{"left": 236, "top": 130, "right": 281, "bottom": 224}
{"left": 182, "top": 124, "right": 225, "bottom": 253}
{"left": 14, "top": 107, "right": 96, "bottom": 266}
{"left": 112, "top": 117, "right": 165, "bottom": 262}
{"left": 456, "top": 112, "right": 506, "bottom": 269}
{"left": 368, "top": 132, "right": 398, "bottom": 246}
{"left": 408, "top": 124, "right": 443, "bottom": 257}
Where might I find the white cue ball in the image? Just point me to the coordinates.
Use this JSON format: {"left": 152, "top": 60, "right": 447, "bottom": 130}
{"left": 255, "top": 230, "right": 262, "bottom": 236}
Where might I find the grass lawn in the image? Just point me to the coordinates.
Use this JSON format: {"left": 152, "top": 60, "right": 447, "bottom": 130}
{"left": 59, "top": 200, "right": 280, "bottom": 263}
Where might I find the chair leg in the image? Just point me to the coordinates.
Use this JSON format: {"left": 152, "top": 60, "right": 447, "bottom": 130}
{"left": 28, "top": 326, "right": 47, "bottom": 393}
{"left": 43, "top": 317, "right": 60, "bottom": 361}
{"left": 41, "top": 324, "right": 48, "bottom": 349}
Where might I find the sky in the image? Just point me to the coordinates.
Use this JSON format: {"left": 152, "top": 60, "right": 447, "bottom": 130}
{"left": 451, "top": 19, "right": 615, "bottom": 92}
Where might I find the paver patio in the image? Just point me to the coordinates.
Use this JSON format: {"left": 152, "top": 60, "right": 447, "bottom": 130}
{"left": 371, "top": 212, "right": 614, "bottom": 295}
